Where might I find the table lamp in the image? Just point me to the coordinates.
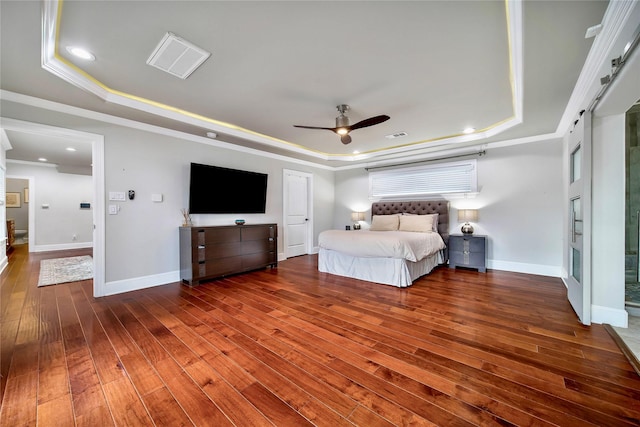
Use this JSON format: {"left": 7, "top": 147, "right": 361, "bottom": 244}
{"left": 351, "top": 212, "right": 365, "bottom": 230}
{"left": 458, "top": 209, "right": 478, "bottom": 234}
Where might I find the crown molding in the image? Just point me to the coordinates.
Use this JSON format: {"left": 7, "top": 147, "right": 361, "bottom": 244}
{"left": 556, "top": 0, "right": 638, "bottom": 135}
{"left": 40, "top": 0, "right": 523, "bottom": 163}
{"left": 0, "top": 90, "right": 334, "bottom": 171}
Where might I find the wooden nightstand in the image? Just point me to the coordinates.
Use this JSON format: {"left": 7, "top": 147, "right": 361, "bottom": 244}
{"left": 449, "top": 234, "right": 487, "bottom": 272}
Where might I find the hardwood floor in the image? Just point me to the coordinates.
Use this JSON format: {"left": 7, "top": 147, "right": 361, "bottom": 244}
{"left": 2, "top": 244, "right": 640, "bottom": 426}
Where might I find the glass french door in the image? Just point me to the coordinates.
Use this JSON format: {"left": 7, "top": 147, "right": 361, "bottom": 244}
{"left": 567, "top": 111, "right": 592, "bottom": 325}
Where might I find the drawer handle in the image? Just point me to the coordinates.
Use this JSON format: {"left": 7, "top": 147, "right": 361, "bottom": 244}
{"left": 198, "top": 245, "right": 205, "bottom": 249}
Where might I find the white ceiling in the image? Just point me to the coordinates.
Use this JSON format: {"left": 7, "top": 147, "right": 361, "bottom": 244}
{"left": 0, "top": 1, "right": 612, "bottom": 168}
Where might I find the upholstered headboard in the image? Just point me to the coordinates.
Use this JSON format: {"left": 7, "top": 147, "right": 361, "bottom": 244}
{"left": 371, "top": 200, "right": 450, "bottom": 243}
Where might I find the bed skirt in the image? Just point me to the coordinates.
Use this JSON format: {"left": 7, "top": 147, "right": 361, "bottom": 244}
{"left": 318, "top": 248, "right": 443, "bottom": 288}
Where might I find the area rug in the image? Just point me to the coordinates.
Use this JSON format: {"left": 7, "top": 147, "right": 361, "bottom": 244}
{"left": 38, "top": 256, "right": 93, "bottom": 287}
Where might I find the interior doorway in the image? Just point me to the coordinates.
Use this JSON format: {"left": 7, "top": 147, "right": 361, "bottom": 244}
{"left": 282, "top": 169, "right": 313, "bottom": 258}
{"left": 5, "top": 177, "right": 31, "bottom": 246}
{"left": 1, "top": 118, "right": 105, "bottom": 296}
{"left": 625, "top": 101, "right": 640, "bottom": 307}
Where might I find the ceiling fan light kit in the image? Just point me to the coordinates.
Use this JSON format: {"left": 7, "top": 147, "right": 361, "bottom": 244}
{"left": 294, "top": 104, "right": 390, "bottom": 145}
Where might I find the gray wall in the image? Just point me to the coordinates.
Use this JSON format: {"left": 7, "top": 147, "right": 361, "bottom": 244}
{"left": 6, "top": 164, "right": 93, "bottom": 247}
{"left": 334, "top": 139, "right": 564, "bottom": 275}
{"left": 5, "top": 177, "right": 28, "bottom": 231}
{"left": 1, "top": 99, "right": 335, "bottom": 285}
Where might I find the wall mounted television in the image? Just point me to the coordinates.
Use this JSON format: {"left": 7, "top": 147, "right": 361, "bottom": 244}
{"left": 188, "top": 162, "right": 268, "bottom": 214}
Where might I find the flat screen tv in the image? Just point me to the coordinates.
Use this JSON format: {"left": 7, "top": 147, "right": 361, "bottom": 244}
{"left": 188, "top": 162, "right": 268, "bottom": 214}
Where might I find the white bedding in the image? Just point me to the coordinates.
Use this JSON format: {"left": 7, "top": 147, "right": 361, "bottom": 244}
{"left": 318, "top": 230, "right": 445, "bottom": 262}
{"left": 318, "top": 248, "right": 443, "bottom": 287}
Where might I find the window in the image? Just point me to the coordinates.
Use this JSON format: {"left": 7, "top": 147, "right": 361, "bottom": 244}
{"left": 369, "top": 159, "right": 477, "bottom": 199}
{"left": 570, "top": 144, "right": 581, "bottom": 183}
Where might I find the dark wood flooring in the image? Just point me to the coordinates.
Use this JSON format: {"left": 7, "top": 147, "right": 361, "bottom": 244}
{"left": 2, "top": 244, "right": 640, "bottom": 426}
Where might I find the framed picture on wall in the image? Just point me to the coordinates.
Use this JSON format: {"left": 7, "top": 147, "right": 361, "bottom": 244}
{"left": 6, "top": 192, "right": 21, "bottom": 208}
{"left": 24, "top": 188, "right": 29, "bottom": 203}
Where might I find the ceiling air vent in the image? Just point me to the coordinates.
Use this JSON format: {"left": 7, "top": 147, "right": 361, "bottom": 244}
{"left": 385, "top": 132, "right": 408, "bottom": 139}
{"left": 146, "top": 32, "right": 211, "bottom": 79}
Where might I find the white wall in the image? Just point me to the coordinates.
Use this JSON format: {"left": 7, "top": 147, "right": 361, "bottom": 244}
{"left": 591, "top": 113, "right": 626, "bottom": 325}
{"left": 1, "top": 99, "right": 335, "bottom": 294}
{"left": 0, "top": 130, "right": 8, "bottom": 273}
{"left": 334, "top": 139, "right": 564, "bottom": 276}
{"left": 586, "top": 21, "right": 640, "bottom": 326}
{"left": 6, "top": 162, "right": 93, "bottom": 250}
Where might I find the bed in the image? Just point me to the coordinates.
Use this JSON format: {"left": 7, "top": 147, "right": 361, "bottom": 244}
{"left": 318, "top": 200, "right": 450, "bottom": 287}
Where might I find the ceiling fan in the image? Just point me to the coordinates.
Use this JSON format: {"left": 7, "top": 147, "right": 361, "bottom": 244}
{"left": 294, "top": 104, "right": 390, "bottom": 144}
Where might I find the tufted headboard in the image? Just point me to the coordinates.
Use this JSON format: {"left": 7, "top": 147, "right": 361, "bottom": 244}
{"left": 371, "top": 200, "right": 450, "bottom": 244}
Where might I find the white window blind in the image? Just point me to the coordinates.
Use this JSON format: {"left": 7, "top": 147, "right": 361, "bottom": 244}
{"left": 369, "top": 159, "right": 477, "bottom": 199}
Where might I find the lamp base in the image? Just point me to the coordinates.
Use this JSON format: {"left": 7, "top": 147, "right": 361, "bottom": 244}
{"left": 461, "top": 223, "right": 474, "bottom": 234}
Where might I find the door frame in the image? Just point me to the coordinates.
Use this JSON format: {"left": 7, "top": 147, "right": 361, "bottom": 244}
{"left": 282, "top": 169, "right": 313, "bottom": 258}
{"left": 0, "top": 117, "right": 106, "bottom": 297}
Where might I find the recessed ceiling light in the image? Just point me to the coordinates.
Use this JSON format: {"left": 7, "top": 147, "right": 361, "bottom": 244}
{"left": 66, "top": 46, "right": 95, "bottom": 61}
{"left": 66, "top": 147, "right": 77, "bottom": 152}
{"left": 463, "top": 127, "right": 476, "bottom": 134}
{"left": 38, "top": 158, "right": 48, "bottom": 162}
{"left": 353, "top": 150, "right": 360, "bottom": 154}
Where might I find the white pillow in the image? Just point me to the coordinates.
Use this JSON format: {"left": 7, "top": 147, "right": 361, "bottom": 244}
{"left": 370, "top": 215, "right": 399, "bottom": 231}
{"left": 399, "top": 214, "right": 434, "bottom": 232}
{"left": 426, "top": 213, "right": 439, "bottom": 232}
{"left": 403, "top": 212, "right": 438, "bottom": 232}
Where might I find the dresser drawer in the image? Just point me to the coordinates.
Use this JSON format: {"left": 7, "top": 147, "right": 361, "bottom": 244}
{"left": 449, "top": 235, "right": 485, "bottom": 253}
{"left": 196, "top": 227, "right": 240, "bottom": 245}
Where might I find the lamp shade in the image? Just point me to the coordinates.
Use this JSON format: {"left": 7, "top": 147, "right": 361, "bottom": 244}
{"left": 351, "top": 212, "right": 365, "bottom": 221}
{"left": 458, "top": 209, "right": 479, "bottom": 223}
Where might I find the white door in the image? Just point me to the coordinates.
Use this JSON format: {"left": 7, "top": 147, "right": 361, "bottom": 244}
{"left": 566, "top": 111, "right": 592, "bottom": 325}
{"left": 283, "top": 169, "right": 312, "bottom": 258}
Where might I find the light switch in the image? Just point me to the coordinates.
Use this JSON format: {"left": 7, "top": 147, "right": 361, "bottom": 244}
{"left": 108, "top": 205, "right": 118, "bottom": 215}
{"left": 151, "top": 193, "right": 163, "bottom": 202}
{"left": 109, "top": 191, "right": 126, "bottom": 201}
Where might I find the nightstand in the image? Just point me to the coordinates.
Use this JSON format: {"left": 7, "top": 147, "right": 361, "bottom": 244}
{"left": 449, "top": 234, "right": 487, "bottom": 272}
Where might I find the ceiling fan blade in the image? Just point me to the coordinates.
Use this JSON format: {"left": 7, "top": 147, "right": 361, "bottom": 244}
{"left": 293, "top": 124, "right": 337, "bottom": 131}
{"left": 349, "top": 115, "right": 390, "bottom": 131}
{"left": 340, "top": 134, "right": 352, "bottom": 144}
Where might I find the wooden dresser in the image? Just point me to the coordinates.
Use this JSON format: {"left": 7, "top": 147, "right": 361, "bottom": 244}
{"left": 179, "top": 223, "right": 277, "bottom": 286}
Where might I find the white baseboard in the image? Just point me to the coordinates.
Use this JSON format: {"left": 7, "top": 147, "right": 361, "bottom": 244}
{"left": 592, "top": 304, "right": 628, "bottom": 327}
{"left": 488, "top": 259, "right": 562, "bottom": 277}
{"left": 104, "top": 270, "right": 180, "bottom": 296}
{"left": 626, "top": 305, "right": 640, "bottom": 317}
{"left": 32, "top": 242, "right": 93, "bottom": 253}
